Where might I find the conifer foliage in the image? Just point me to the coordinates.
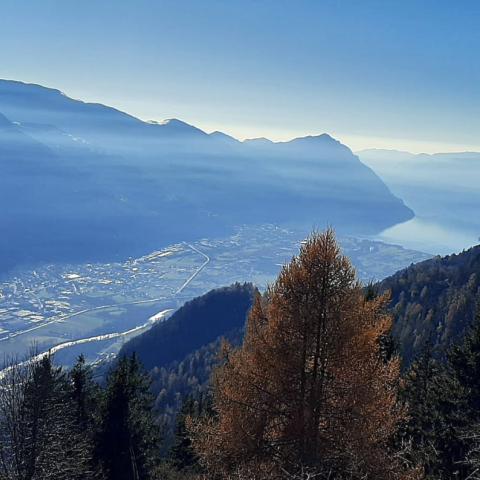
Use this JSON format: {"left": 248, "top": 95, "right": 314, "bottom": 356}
{"left": 191, "top": 230, "right": 416, "bottom": 479}
{"left": 0, "top": 355, "right": 96, "bottom": 480}
{"left": 95, "top": 354, "right": 161, "bottom": 480}
{"left": 0, "top": 353, "right": 160, "bottom": 480}
{"left": 402, "top": 309, "right": 480, "bottom": 478}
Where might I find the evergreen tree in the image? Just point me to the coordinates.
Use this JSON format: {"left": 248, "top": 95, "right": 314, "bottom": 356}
{"left": 68, "top": 354, "right": 103, "bottom": 478}
{"left": 449, "top": 309, "right": 480, "bottom": 412}
{"left": 169, "top": 397, "right": 200, "bottom": 472}
{"left": 446, "top": 309, "right": 480, "bottom": 477}
{"left": 69, "top": 354, "right": 101, "bottom": 428}
{"left": 402, "top": 310, "right": 480, "bottom": 478}
{"left": 0, "top": 354, "right": 96, "bottom": 480}
{"left": 400, "top": 345, "right": 462, "bottom": 478}
{"left": 96, "top": 354, "right": 161, "bottom": 480}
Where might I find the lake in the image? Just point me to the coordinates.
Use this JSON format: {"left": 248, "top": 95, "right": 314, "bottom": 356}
{"left": 378, "top": 217, "right": 479, "bottom": 256}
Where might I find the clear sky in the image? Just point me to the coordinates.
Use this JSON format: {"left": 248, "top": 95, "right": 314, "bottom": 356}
{"left": 1, "top": 0, "right": 479, "bottom": 153}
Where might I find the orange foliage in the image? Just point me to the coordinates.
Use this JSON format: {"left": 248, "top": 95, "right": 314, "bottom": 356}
{"left": 191, "top": 230, "right": 418, "bottom": 480}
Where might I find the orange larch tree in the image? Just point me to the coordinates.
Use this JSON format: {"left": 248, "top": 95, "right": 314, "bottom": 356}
{"left": 191, "top": 229, "right": 418, "bottom": 480}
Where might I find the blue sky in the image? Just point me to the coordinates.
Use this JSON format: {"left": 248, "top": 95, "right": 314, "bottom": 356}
{"left": 1, "top": 0, "right": 479, "bottom": 152}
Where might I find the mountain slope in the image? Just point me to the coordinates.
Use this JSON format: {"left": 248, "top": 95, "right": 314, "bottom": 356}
{"left": 118, "top": 248, "right": 480, "bottom": 443}
{"left": 0, "top": 79, "right": 413, "bottom": 271}
{"left": 117, "top": 283, "right": 255, "bottom": 449}
{"left": 0, "top": 114, "right": 94, "bottom": 271}
{"left": 119, "top": 283, "right": 257, "bottom": 371}
{"left": 0, "top": 111, "right": 189, "bottom": 271}
{"left": 379, "top": 245, "right": 480, "bottom": 364}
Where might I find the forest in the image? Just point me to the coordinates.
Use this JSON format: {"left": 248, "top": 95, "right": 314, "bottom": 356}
{"left": 379, "top": 246, "right": 480, "bottom": 365}
{"left": 1, "top": 230, "right": 480, "bottom": 480}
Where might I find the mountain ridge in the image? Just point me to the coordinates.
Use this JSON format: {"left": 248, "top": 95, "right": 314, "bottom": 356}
{"left": 0, "top": 78, "right": 414, "bottom": 272}
{"left": 0, "top": 79, "right": 405, "bottom": 152}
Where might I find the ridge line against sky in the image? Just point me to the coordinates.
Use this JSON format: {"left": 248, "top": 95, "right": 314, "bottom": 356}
{"left": 3, "top": 77, "right": 479, "bottom": 156}
{"left": 1, "top": 1, "right": 479, "bottom": 154}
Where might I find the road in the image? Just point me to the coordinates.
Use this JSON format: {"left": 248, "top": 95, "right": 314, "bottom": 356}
{"left": 0, "top": 243, "right": 210, "bottom": 343}
{"left": 0, "top": 296, "right": 170, "bottom": 342}
{"left": 34, "top": 309, "right": 173, "bottom": 359}
{"left": 175, "top": 244, "right": 210, "bottom": 294}
{"left": 0, "top": 309, "right": 174, "bottom": 380}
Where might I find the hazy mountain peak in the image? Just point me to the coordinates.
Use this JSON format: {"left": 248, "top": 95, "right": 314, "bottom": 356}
{"left": 157, "top": 118, "right": 189, "bottom": 127}
{"left": 244, "top": 133, "right": 341, "bottom": 148}
{"left": 280, "top": 133, "right": 357, "bottom": 159}
{"left": 209, "top": 130, "right": 240, "bottom": 144}
{"left": 243, "top": 137, "right": 274, "bottom": 145}
{"left": 149, "top": 118, "right": 207, "bottom": 137}
{"left": 285, "top": 133, "right": 342, "bottom": 148}
{"left": 290, "top": 133, "right": 336, "bottom": 142}
{"left": 0, "top": 78, "right": 65, "bottom": 97}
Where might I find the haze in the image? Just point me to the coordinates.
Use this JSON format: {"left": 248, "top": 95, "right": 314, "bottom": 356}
{"left": 1, "top": 0, "right": 479, "bottom": 153}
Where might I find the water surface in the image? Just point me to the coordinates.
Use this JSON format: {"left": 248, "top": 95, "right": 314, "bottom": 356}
{"left": 379, "top": 217, "right": 479, "bottom": 256}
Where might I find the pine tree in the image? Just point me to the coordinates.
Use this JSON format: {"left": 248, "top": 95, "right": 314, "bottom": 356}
{"left": 402, "top": 310, "right": 480, "bottom": 478}
{"left": 399, "top": 345, "right": 460, "bottom": 478}
{"left": 169, "top": 397, "right": 200, "bottom": 472}
{"left": 191, "top": 230, "right": 417, "bottom": 480}
{"left": 95, "top": 354, "right": 161, "bottom": 480}
{"left": 445, "top": 309, "right": 480, "bottom": 477}
{"left": 449, "top": 309, "right": 480, "bottom": 412}
{"left": 68, "top": 354, "right": 103, "bottom": 478}
{"left": 69, "top": 354, "right": 101, "bottom": 429}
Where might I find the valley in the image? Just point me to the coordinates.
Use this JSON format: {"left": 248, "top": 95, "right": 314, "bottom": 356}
{"left": 0, "top": 6, "right": 478, "bottom": 478}
{"left": 0, "top": 80, "right": 414, "bottom": 273}
{"left": 0, "top": 224, "right": 431, "bottom": 366}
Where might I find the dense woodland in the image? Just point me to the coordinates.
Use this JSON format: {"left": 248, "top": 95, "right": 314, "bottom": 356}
{"left": 151, "top": 328, "right": 244, "bottom": 452}
{"left": 119, "top": 284, "right": 256, "bottom": 371}
{"left": 1, "top": 231, "right": 480, "bottom": 479}
{"left": 380, "top": 245, "right": 480, "bottom": 364}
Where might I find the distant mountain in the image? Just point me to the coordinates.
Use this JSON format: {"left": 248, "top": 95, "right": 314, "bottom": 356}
{"left": 379, "top": 245, "right": 480, "bottom": 365}
{"left": 359, "top": 148, "right": 480, "bottom": 241}
{"left": 0, "top": 79, "right": 413, "bottom": 271}
{"left": 208, "top": 130, "right": 240, "bottom": 145}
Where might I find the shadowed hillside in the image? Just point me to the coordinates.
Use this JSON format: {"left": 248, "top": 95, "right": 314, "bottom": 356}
{"left": 119, "top": 283, "right": 257, "bottom": 371}
{"left": 0, "top": 80, "right": 413, "bottom": 273}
